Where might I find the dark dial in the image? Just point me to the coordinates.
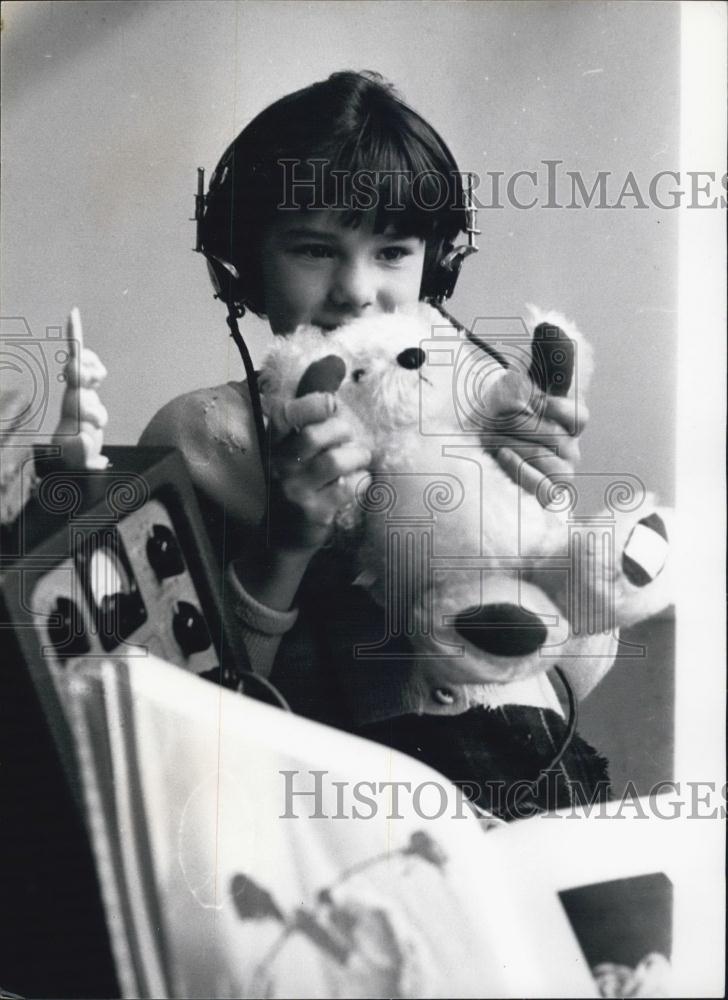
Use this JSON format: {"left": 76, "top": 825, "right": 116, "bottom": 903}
{"left": 172, "top": 601, "right": 211, "bottom": 656}
{"left": 146, "top": 524, "right": 185, "bottom": 580}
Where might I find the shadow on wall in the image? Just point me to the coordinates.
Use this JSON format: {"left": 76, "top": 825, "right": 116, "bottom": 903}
{"left": 578, "top": 611, "right": 675, "bottom": 796}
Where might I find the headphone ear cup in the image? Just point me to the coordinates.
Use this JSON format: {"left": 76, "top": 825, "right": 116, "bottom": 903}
{"left": 205, "top": 259, "right": 225, "bottom": 300}
{"left": 205, "top": 255, "right": 248, "bottom": 315}
{"left": 423, "top": 240, "right": 460, "bottom": 302}
{"left": 198, "top": 162, "right": 251, "bottom": 313}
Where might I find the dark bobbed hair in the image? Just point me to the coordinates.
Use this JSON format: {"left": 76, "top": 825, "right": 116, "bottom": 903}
{"left": 199, "top": 70, "right": 467, "bottom": 315}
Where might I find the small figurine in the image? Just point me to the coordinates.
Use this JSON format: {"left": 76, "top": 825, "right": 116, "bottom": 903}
{"left": 52, "top": 307, "right": 109, "bottom": 471}
{"left": 1, "top": 308, "right": 108, "bottom": 528}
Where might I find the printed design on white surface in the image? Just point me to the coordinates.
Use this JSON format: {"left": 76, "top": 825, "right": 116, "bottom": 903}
{"left": 558, "top": 872, "right": 673, "bottom": 999}
{"left": 232, "top": 831, "right": 448, "bottom": 999}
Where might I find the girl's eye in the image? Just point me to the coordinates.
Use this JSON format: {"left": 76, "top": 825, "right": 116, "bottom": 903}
{"left": 293, "top": 244, "right": 334, "bottom": 259}
{"left": 378, "top": 246, "right": 412, "bottom": 262}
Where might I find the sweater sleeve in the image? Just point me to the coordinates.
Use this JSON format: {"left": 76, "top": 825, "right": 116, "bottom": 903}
{"left": 138, "top": 380, "right": 267, "bottom": 528}
{"left": 226, "top": 559, "right": 299, "bottom": 679}
{"left": 139, "top": 381, "right": 293, "bottom": 677}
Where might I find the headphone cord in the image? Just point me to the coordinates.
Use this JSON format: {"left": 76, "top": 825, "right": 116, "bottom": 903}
{"left": 224, "top": 302, "right": 578, "bottom": 748}
{"left": 511, "top": 665, "right": 578, "bottom": 809}
{"left": 228, "top": 299, "right": 503, "bottom": 491}
{"left": 225, "top": 309, "right": 270, "bottom": 484}
{"left": 234, "top": 668, "right": 292, "bottom": 712}
{"left": 430, "top": 300, "right": 509, "bottom": 369}
{"left": 546, "top": 666, "right": 579, "bottom": 771}
{"left": 431, "top": 302, "right": 582, "bottom": 809}
{"left": 225, "top": 307, "right": 297, "bottom": 710}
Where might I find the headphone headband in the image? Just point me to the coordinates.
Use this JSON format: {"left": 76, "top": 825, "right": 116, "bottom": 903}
{"left": 193, "top": 166, "right": 480, "bottom": 311}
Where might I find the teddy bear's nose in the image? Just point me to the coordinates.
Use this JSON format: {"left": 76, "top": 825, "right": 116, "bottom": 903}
{"left": 396, "top": 347, "right": 426, "bottom": 370}
{"left": 453, "top": 603, "right": 547, "bottom": 657}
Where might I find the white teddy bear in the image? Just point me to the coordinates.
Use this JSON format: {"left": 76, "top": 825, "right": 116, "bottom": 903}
{"left": 260, "top": 303, "right": 672, "bottom": 704}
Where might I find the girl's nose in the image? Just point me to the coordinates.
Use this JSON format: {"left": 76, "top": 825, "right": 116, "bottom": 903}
{"left": 328, "top": 261, "right": 375, "bottom": 313}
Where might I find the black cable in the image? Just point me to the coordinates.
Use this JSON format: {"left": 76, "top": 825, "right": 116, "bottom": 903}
{"left": 224, "top": 308, "right": 294, "bottom": 707}
{"left": 547, "top": 666, "right": 579, "bottom": 772}
{"left": 223, "top": 290, "right": 574, "bottom": 750}
{"left": 429, "top": 301, "right": 583, "bottom": 811}
{"left": 225, "top": 308, "right": 270, "bottom": 484}
{"left": 235, "top": 669, "right": 292, "bottom": 713}
{"left": 430, "top": 300, "right": 509, "bottom": 369}
{"left": 511, "top": 665, "right": 578, "bottom": 810}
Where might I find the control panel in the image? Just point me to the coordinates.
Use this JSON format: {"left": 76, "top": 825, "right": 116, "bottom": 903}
{"left": 31, "top": 498, "right": 218, "bottom": 720}
{"left": 1, "top": 446, "right": 247, "bottom": 998}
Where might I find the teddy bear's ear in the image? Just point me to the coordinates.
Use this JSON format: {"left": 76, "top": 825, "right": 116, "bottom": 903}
{"left": 525, "top": 304, "right": 594, "bottom": 395}
{"left": 529, "top": 322, "right": 575, "bottom": 397}
{"left": 296, "top": 355, "right": 347, "bottom": 398}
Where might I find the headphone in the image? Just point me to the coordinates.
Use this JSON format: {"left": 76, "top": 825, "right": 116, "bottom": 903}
{"left": 194, "top": 165, "right": 481, "bottom": 315}
{"left": 421, "top": 172, "right": 481, "bottom": 303}
{"left": 193, "top": 164, "right": 482, "bottom": 474}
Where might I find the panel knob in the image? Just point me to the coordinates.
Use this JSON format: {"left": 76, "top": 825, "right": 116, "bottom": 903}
{"left": 172, "top": 601, "right": 211, "bottom": 656}
{"left": 146, "top": 524, "right": 184, "bottom": 580}
{"left": 98, "top": 589, "right": 147, "bottom": 651}
{"left": 47, "top": 596, "right": 90, "bottom": 661}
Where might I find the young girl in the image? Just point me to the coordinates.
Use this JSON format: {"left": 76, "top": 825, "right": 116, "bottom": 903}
{"left": 140, "top": 71, "right": 607, "bottom": 819}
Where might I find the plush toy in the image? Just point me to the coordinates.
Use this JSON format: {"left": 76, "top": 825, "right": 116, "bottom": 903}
{"left": 260, "top": 304, "right": 672, "bottom": 703}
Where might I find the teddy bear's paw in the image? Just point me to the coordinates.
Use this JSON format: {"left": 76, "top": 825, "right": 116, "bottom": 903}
{"left": 621, "top": 511, "right": 669, "bottom": 586}
{"left": 296, "top": 354, "right": 347, "bottom": 397}
{"left": 612, "top": 506, "right": 673, "bottom": 627}
{"left": 525, "top": 305, "right": 594, "bottom": 395}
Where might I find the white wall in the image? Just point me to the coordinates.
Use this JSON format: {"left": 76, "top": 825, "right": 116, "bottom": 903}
{"left": 2, "top": 0, "right": 678, "bottom": 503}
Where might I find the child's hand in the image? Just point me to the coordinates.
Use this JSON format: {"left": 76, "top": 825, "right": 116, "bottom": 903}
{"left": 52, "top": 308, "right": 109, "bottom": 470}
{"left": 267, "top": 392, "right": 372, "bottom": 551}
{"left": 494, "top": 387, "right": 589, "bottom": 498}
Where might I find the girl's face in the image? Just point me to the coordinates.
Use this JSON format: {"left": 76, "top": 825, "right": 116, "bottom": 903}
{"left": 259, "top": 209, "right": 426, "bottom": 334}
